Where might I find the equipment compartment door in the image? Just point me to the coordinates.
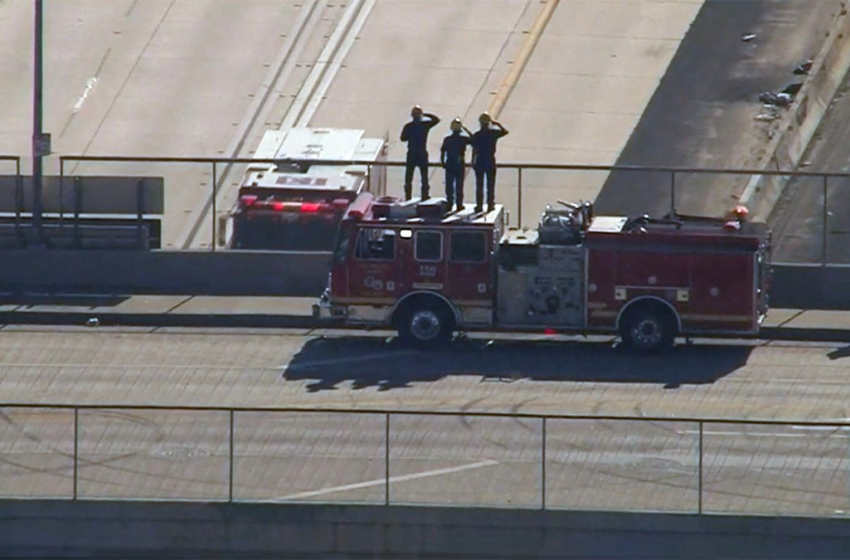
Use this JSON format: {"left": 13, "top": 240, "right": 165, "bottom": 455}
{"left": 446, "top": 230, "right": 493, "bottom": 303}
{"left": 688, "top": 252, "right": 756, "bottom": 332}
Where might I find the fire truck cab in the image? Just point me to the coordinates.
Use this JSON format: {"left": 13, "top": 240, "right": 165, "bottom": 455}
{"left": 222, "top": 128, "right": 387, "bottom": 251}
{"left": 314, "top": 194, "right": 771, "bottom": 353}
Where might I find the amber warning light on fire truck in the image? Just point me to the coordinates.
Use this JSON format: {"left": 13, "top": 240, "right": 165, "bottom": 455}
{"left": 314, "top": 194, "right": 771, "bottom": 353}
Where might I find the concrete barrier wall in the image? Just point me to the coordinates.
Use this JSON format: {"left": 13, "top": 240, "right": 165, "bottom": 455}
{"left": 3, "top": 501, "right": 850, "bottom": 559}
{"left": 770, "top": 263, "right": 850, "bottom": 309}
{"left": 742, "top": 3, "right": 850, "bottom": 219}
{"left": 0, "top": 250, "right": 848, "bottom": 310}
{"left": 0, "top": 249, "right": 330, "bottom": 296}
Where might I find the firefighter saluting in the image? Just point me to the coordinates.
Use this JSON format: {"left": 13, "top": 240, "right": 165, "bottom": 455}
{"left": 471, "top": 112, "right": 509, "bottom": 212}
{"left": 440, "top": 117, "right": 472, "bottom": 211}
{"left": 400, "top": 105, "right": 441, "bottom": 200}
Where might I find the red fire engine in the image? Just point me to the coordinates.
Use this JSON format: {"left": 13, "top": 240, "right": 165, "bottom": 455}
{"left": 314, "top": 194, "right": 771, "bottom": 353}
{"left": 220, "top": 128, "right": 387, "bottom": 250}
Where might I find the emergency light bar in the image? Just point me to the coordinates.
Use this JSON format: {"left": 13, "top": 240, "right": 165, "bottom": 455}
{"left": 239, "top": 195, "right": 339, "bottom": 214}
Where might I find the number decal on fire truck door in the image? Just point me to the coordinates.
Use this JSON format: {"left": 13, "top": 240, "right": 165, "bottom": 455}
{"left": 419, "top": 265, "right": 437, "bottom": 277}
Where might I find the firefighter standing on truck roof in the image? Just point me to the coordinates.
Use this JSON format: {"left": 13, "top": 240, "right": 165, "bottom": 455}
{"left": 400, "top": 106, "right": 441, "bottom": 200}
{"left": 471, "top": 112, "right": 509, "bottom": 212}
{"left": 440, "top": 118, "right": 472, "bottom": 211}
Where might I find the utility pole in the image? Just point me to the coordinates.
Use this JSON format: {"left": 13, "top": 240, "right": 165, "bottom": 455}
{"left": 32, "top": 0, "right": 49, "bottom": 246}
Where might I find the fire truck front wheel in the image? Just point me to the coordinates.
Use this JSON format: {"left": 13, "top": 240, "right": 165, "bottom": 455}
{"left": 619, "top": 303, "right": 678, "bottom": 354}
{"left": 395, "top": 300, "right": 455, "bottom": 348}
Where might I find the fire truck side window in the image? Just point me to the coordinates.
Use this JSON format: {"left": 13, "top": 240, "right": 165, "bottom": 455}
{"left": 450, "top": 232, "right": 486, "bottom": 263}
{"left": 415, "top": 231, "right": 443, "bottom": 262}
{"left": 355, "top": 228, "right": 396, "bottom": 260}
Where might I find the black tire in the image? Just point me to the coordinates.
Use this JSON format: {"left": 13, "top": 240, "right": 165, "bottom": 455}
{"left": 619, "top": 305, "right": 677, "bottom": 354}
{"left": 396, "top": 300, "right": 454, "bottom": 348}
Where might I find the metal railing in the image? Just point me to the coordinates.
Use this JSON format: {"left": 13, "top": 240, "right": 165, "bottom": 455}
{"left": 0, "top": 153, "right": 843, "bottom": 263}
{"left": 2, "top": 403, "right": 850, "bottom": 517}
{"left": 56, "top": 154, "right": 846, "bottom": 260}
{"left": 0, "top": 155, "right": 21, "bottom": 174}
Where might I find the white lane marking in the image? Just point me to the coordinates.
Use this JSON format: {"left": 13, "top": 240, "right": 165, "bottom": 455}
{"left": 680, "top": 430, "right": 848, "bottom": 439}
{"left": 281, "top": 350, "right": 416, "bottom": 372}
{"left": 296, "top": 0, "right": 377, "bottom": 127}
{"left": 276, "top": 459, "right": 499, "bottom": 501}
{"left": 72, "top": 77, "right": 98, "bottom": 113}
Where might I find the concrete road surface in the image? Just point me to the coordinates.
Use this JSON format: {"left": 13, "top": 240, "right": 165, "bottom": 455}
{"left": 0, "top": 0, "right": 329, "bottom": 247}
{"left": 309, "top": 0, "right": 707, "bottom": 226}
{"left": 2, "top": 328, "right": 850, "bottom": 515}
{"left": 595, "top": 0, "right": 842, "bottom": 219}
{"left": 0, "top": 0, "right": 711, "bottom": 244}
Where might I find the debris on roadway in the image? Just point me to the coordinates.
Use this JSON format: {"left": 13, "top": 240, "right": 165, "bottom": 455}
{"left": 794, "top": 58, "right": 814, "bottom": 75}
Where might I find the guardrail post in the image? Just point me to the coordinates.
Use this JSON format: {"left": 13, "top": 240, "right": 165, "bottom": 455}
{"left": 73, "top": 408, "right": 79, "bottom": 500}
{"left": 211, "top": 161, "right": 218, "bottom": 252}
{"left": 136, "top": 178, "right": 146, "bottom": 249}
{"left": 670, "top": 171, "right": 677, "bottom": 216}
{"left": 58, "top": 157, "right": 64, "bottom": 232}
{"left": 517, "top": 167, "right": 523, "bottom": 228}
{"left": 823, "top": 175, "right": 829, "bottom": 266}
{"left": 15, "top": 159, "right": 23, "bottom": 242}
{"left": 541, "top": 417, "right": 547, "bottom": 510}
{"left": 698, "top": 421, "right": 703, "bottom": 515}
{"left": 385, "top": 412, "right": 391, "bottom": 506}
{"left": 73, "top": 177, "right": 82, "bottom": 248}
{"left": 228, "top": 409, "right": 234, "bottom": 502}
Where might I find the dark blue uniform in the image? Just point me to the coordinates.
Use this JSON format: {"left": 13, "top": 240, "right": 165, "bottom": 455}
{"left": 440, "top": 131, "right": 471, "bottom": 209}
{"left": 400, "top": 114, "right": 440, "bottom": 199}
{"left": 471, "top": 124, "right": 509, "bottom": 211}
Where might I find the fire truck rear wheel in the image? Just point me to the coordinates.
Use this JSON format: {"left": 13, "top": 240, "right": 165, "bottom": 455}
{"left": 396, "top": 301, "right": 455, "bottom": 348}
{"left": 619, "top": 305, "right": 677, "bottom": 354}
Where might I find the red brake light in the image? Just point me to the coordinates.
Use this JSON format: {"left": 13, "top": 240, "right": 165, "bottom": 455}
{"left": 272, "top": 202, "right": 285, "bottom": 211}
{"left": 301, "top": 202, "right": 321, "bottom": 213}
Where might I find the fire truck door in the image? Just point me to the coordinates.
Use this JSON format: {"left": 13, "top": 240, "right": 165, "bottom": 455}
{"left": 407, "top": 229, "right": 448, "bottom": 292}
{"left": 348, "top": 227, "right": 401, "bottom": 303}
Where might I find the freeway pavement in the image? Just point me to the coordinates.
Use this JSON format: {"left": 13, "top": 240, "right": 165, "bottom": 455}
{"left": 2, "top": 328, "right": 850, "bottom": 514}
{"left": 0, "top": 0, "right": 711, "bottom": 244}
{"left": 2, "top": 325, "right": 850, "bottom": 418}
{"left": 596, "top": 0, "right": 842, "bottom": 219}
{"left": 0, "top": 0, "right": 330, "bottom": 247}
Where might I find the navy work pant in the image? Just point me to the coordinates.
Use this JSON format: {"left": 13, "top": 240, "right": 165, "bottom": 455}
{"left": 474, "top": 161, "right": 496, "bottom": 210}
{"left": 445, "top": 165, "right": 464, "bottom": 208}
{"left": 404, "top": 152, "right": 429, "bottom": 200}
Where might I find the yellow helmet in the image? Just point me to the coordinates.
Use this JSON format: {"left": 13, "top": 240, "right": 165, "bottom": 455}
{"left": 450, "top": 117, "right": 463, "bottom": 132}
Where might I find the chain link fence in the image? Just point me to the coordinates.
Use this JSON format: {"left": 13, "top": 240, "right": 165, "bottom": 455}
{"left": 1, "top": 405, "right": 849, "bottom": 517}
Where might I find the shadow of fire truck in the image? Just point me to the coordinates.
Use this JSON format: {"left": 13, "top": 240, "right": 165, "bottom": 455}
{"left": 283, "top": 336, "right": 753, "bottom": 392}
